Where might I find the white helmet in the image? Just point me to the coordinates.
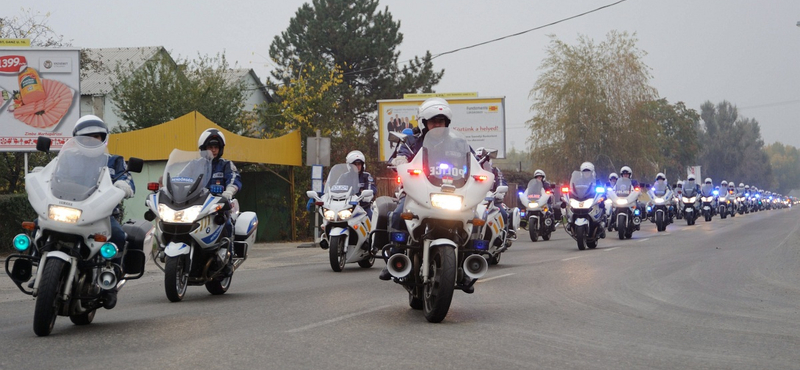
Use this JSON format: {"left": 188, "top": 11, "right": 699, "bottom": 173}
{"left": 655, "top": 172, "right": 666, "bottom": 181}
{"left": 580, "top": 162, "right": 595, "bottom": 178}
{"left": 418, "top": 97, "right": 452, "bottom": 131}
{"left": 687, "top": 174, "right": 696, "bottom": 182}
{"left": 346, "top": 150, "right": 366, "bottom": 171}
{"left": 738, "top": 183, "right": 744, "bottom": 187}
{"left": 73, "top": 115, "right": 109, "bottom": 144}
{"left": 704, "top": 178, "right": 712, "bottom": 184}
{"left": 608, "top": 172, "right": 619, "bottom": 181}
{"left": 728, "top": 182, "right": 735, "bottom": 188}
{"left": 198, "top": 128, "right": 226, "bottom": 157}
{"left": 720, "top": 180, "right": 728, "bottom": 187}
{"left": 620, "top": 166, "right": 632, "bottom": 177}
{"left": 745, "top": 184, "right": 750, "bottom": 190}
{"left": 534, "top": 169, "right": 546, "bottom": 179}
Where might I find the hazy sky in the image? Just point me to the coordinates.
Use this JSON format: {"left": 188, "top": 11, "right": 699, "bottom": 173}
{"left": 24, "top": 0, "right": 800, "bottom": 150}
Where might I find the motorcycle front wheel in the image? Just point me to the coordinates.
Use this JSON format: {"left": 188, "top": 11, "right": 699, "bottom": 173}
{"left": 165, "top": 256, "right": 189, "bottom": 302}
{"left": 329, "top": 235, "right": 346, "bottom": 272}
{"left": 575, "top": 224, "right": 587, "bottom": 250}
{"left": 656, "top": 211, "right": 665, "bottom": 232}
{"left": 33, "top": 258, "right": 66, "bottom": 336}
{"left": 423, "top": 245, "right": 456, "bottom": 323}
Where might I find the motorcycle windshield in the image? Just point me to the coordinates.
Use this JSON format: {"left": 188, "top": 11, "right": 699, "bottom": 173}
{"left": 569, "top": 171, "right": 596, "bottom": 200}
{"left": 683, "top": 181, "right": 698, "bottom": 197}
{"left": 526, "top": 179, "right": 544, "bottom": 200}
{"left": 163, "top": 149, "right": 212, "bottom": 204}
{"left": 422, "top": 128, "right": 471, "bottom": 188}
{"left": 50, "top": 136, "right": 109, "bottom": 201}
{"left": 325, "top": 163, "right": 360, "bottom": 196}
{"left": 614, "top": 178, "right": 633, "bottom": 196}
{"left": 652, "top": 181, "right": 669, "bottom": 196}
{"left": 700, "top": 184, "right": 714, "bottom": 196}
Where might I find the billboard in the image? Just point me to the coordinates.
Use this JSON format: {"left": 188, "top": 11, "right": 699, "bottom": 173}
{"left": 377, "top": 96, "right": 506, "bottom": 161}
{"left": 0, "top": 48, "right": 80, "bottom": 151}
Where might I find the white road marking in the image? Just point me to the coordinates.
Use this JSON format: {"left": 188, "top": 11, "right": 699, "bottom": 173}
{"left": 604, "top": 247, "right": 619, "bottom": 251}
{"left": 287, "top": 305, "right": 392, "bottom": 333}
{"left": 637, "top": 238, "right": 649, "bottom": 242}
{"left": 476, "top": 273, "right": 515, "bottom": 283}
{"left": 561, "top": 256, "right": 583, "bottom": 261}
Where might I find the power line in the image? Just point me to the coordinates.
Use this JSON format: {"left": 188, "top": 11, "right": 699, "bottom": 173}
{"left": 739, "top": 99, "right": 800, "bottom": 110}
{"left": 430, "top": 0, "right": 629, "bottom": 60}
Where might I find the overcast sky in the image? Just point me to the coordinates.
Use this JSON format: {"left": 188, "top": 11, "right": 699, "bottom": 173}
{"left": 26, "top": 0, "right": 800, "bottom": 150}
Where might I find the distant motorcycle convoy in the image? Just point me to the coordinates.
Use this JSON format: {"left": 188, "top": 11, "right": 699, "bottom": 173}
{"left": 4, "top": 120, "right": 796, "bottom": 333}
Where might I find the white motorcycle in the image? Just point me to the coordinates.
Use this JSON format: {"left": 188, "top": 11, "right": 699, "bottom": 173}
{"left": 383, "top": 128, "right": 493, "bottom": 323}
{"left": 146, "top": 149, "right": 258, "bottom": 302}
{"left": 646, "top": 181, "right": 673, "bottom": 232}
{"left": 607, "top": 178, "right": 642, "bottom": 240}
{"left": 520, "top": 179, "right": 557, "bottom": 242}
{"left": 307, "top": 163, "right": 375, "bottom": 272}
{"left": 5, "top": 136, "right": 152, "bottom": 336}
{"left": 474, "top": 184, "right": 515, "bottom": 265}
{"left": 562, "top": 171, "right": 606, "bottom": 250}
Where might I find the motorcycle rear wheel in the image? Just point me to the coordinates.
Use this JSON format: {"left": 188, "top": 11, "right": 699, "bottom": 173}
{"left": 542, "top": 230, "right": 551, "bottom": 241}
{"left": 357, "top": 254, "right": 375, "bottom": 268}
{"left": 33, "top": 258, "right": 66, "bottom": 336}
{"left": 205, "top": 275, "right": 232, "bottom": 295}
{"left": 165, "top": 256, "right": 189, "bottom": 302}
{"left": 329, "top": 235, "right": 346, "bottom": 272}
{"left": 423, "top": 245, "right": 456, "bottom": 323}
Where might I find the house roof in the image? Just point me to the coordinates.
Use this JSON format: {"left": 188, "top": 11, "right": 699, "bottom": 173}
{"left": 81, "top": 46, "right": 167, "bottom": 96}
{"left": 107, "top": 111, "right": 301, "bottom": 166}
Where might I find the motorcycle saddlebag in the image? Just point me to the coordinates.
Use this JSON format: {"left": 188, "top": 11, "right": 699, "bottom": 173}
{"left": 122, "top": 219, "right": 155, "bottom": 276}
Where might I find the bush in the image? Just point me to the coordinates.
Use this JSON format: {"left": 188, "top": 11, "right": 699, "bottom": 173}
{"left": 0, "top": 194, "right": 36, "bottom": 254}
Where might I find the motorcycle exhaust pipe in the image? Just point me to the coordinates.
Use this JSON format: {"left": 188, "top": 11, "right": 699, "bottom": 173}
{"left": 463, "top": 254, "right": 488, "bottom": 280}
{"left": 98, "top": 269, "right": 118, "bottom": 290}
{"left": 632, "top": 216, "right": 641, "bottom": 225}
{"left": 544, "top": 217, "right": 553, "bottom": 227}
{"left": 386, "top": 254, "right": 412, "bottom": 278}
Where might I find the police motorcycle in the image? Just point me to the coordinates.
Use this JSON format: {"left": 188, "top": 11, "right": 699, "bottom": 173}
{"left": 5, "top": 136, "right": 152, "bottom": 336}
{"left": 472, "top": 148, "right": 518, "bottom": 265}
{"left": 520, "top": 178, "right": 557, "bottom": 242}
{"left": 146, "top": 149, "right": 257, "bottom": 302}
{"left": 306, "top": 163, "right": 375, "bottom": 272}
{"left": 735, "top": 185, "right": 747, "bottom": 214}
{"left": 680, "top": 179, "right": 700, "bottom": 225}
{"left": 562, "top": 170, "right": 606, "bottom": 250}
{"left": 646, "top": 180, "right": 673, "bottom": 232}
{"left": 606, "top": 177, "right": 642, "bottom": 240}
{"left": 723, "top": 184, "right": 737, "bottom": 218}
{"left": 382, "top": 128, "right": 493, "bottom": 323}
{"left": 700, "top": 182, "right": 717, "bottom": 222}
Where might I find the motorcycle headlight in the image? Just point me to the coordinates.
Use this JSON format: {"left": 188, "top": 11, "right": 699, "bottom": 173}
{"left": 49, "top": 205, "right": 81, "bottom": 223}
{"left": 337, "top": 209, "right": 353, "bottom": 220}
{"left": 701, "top": 197, "right": 712, "bottom": 202}
{"left": 653, "top": 197, "right": 665, "bottom": 204}
{"left": 158, "top": 204, "right": 203, "bottom": 223}
{"left": 528, "top": 202, "right": 539, "bottom": 209}
{"left": 615, "top": 199, "right": 628, "bottom": 205}
{"left": 569, "top": 199, "right": 593, "bottom": 209}
{"left": 431, "top": 194, "right": 463, "bottom": 210}
{"left": 323, "top": 209, "right": 336, "bottom": 221}
{"left": 689, "top": 197, "right": 696, "bottom": 203}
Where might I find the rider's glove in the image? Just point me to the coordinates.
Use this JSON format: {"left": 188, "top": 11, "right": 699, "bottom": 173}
{"left": 114, "top": 181, "right": 134, "bottom": 198}
{"left": 222, "top": 185, "right": 237, "bottom": 200}
{"left": 391, "top": 156, "right": 408, "bottom": 166}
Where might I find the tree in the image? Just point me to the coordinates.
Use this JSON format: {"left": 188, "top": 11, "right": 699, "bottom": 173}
{"left": 697, "top": 101, "right": 774, "bottom": 188}
{"left": 765, "top": 142, "right": 800, "bottom": 195}
{"left": 633, "top": 99, "right": 700, "bottom": 181}
{"left": 526, "top": 31, "right": 659, "bottom": 182}
{"left": 267, "top": 0, "right": 444, "bottom": 158}
{"left": 110, "top": 53, "right": 250, "bottom": 133}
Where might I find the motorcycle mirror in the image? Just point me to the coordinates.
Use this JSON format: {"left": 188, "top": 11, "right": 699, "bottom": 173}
{"left": 486, "top": 149, "right": 498, "bottom": 159}
{"left": 388, "top": 131, "right": 407, "bottom": 144}
{"left": 36, "top": 136, "right": 51, "bottom": 152}
{"left": 127, "top": 157, "right": 144, "bottom": 173}
{"left": 496, "top": 185, "right": 508, "bottom": 194}
{"left": 306, "top": 190, "right": 320, "bottom": 200}
{"left": 360, "top": 189, "right": 374, "bottom": 199}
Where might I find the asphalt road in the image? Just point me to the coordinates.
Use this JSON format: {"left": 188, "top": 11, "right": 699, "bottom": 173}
{"left": 1, "top": 207, "right": 799, "bottom": 370}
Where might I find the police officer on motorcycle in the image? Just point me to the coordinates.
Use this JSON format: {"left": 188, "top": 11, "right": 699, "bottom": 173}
{"left": 346, "top": 150, "right": 377, "bottom": 218}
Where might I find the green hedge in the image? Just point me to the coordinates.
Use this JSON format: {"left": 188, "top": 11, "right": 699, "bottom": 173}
{"left": 0, "top": 194, "right": 36, "bottom": 254}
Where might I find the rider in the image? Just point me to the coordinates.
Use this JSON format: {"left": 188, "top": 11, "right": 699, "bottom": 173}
{"left": 477, "top": 148, "right": 509, "bottom": 230}
{"left": 579, "top": 161, "right": 606, "bottom": 238}
{"left": 652, "top": 172, "right": 675, "bottom": 221}
{"left": 345, "top": 150, "right": 377, "bottom": 218}
{"left": 534, "top": 169, "right": 561, "bottom": 228}
{"left": 198, "top": 128, "right": 242, "bottom": 274}
{"left": 606, "top": 172, "right": 618, "bottom": 188}
{"left": 381, "top": 97, "right": 453, "bottom": 281}
{"left": 73, "top": 115, "right": 135, "bottom": 250}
